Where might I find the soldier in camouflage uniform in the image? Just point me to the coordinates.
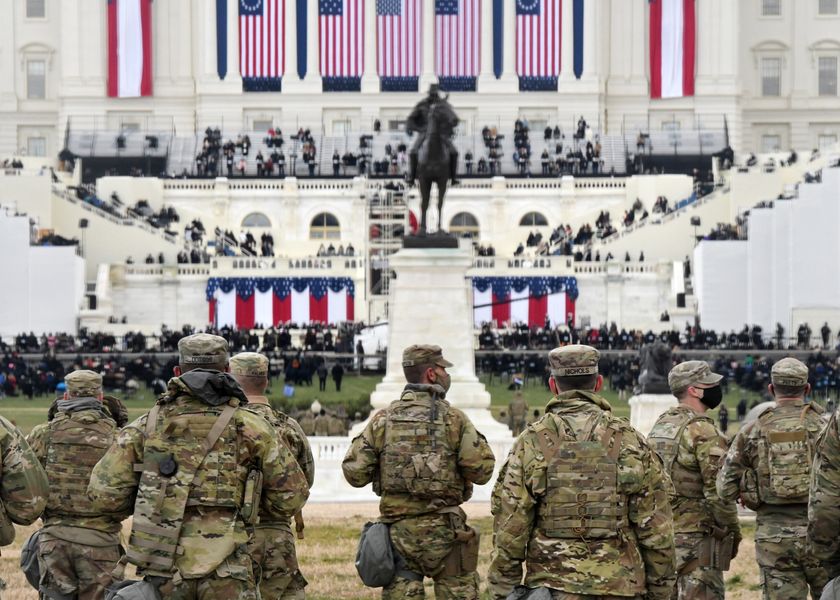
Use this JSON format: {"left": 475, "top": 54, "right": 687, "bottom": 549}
{"left": 719, "top": 357, "right": 828, "bottom": 599}
{"left": 488, "top": 345, "right": 676, "bottom": 600}
{"left": 27, "top": 370, "right": 124, "bottom": 600}
{"left": 0, "top": 414, "right": 48, "bottom": 594}
{"left": 343, "top": 344, "right": 495, "bottom": 599}
{"left": 230, "top": 352, "right": 314, "bottom": 600}
{"left": 508, "top": 392, "right": 528, "bottom": 436}
{"left": 88, "top": 334, "right": 309, "bottom": 600}
{"left": 648, "top": 361, "right": 740, "bottom": 600}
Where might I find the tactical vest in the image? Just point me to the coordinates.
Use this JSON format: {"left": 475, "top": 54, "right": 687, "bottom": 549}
{"left": 647, "top": 409, "right": 706, "bottom": 499}
{"left": 380, "top": 391, "right": 464, "bottom": 502}
{"left": 534, "top": 413, "right": 629, "bottom": 539}
{"left": 45, "top": 411, "right": 116, "bottom": 518}
{"left": 755, "top": 405, "right": 816, "bottom": 505}
{"left": 127, "top": 400, "right": 243, "bottom": 576}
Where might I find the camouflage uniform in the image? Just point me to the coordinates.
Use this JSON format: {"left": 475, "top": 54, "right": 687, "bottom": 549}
{"left": 719, "top": 358, "right": 828, "bottom": 599}
{"left": 508, "top": 392, "right": 528, "bottom": 436}
{"left": 488, "top": 345, "right": 676, "bottom": 600}
{"left": 88, "top": 334, "right": 309, "bottom": 600}
{"left": 314, "top": 413, "right": 330, "bottom": 436}
{"left": 343, "top": 345, "right": 495, "bottom": 599}
{"left": 811, "top": 397, "right": 840, "bottom": 581}
{"left": 27, "top": 370, "right": 124, "bottom": 600}
{"left": 231, "top": 352, "right": 314, "bottom": 600}
{"left": 648, "top": 361, "right": 739, "bottom": 600}
{"left": 0, "top": 414, "right": 49, "bottom": 596}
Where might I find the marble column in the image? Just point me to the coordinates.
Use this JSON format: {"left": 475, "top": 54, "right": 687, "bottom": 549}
{"left": 559, "top": 0, "right": 575, "bottom": 81}
{"left": 582, "top": 0, "right": 597, "bottom": 80}
{"left": 226, "top": 0, "right": 242, "bottom": 85}
{"left": 360, "top": 0, "right": 379, "bottom": 93}
{"left": 303, "top": 0, "right": 322, "bottom": 90}
{"left": 502, "top": 0, "right": 518, "bottom": 86}
{"left": 419, "top": 0, "right": 436, "bottom": 88}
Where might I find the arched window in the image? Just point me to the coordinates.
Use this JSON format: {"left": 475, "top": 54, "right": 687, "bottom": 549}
{"left": 519, "top": 211, "right": 548, "bottom": 227}
{"left": 449, "top": 212, "right": 479, "bottom": 238}
{"left": 310, "top": 212, "right": 340, "bottom": 239}
{"left": 242, "top": 212, "right": 271, "bottom": 227}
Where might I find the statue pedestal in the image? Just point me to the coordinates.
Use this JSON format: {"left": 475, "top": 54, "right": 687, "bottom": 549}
{"left": 352, "top": 242, "right": 510, "bottom": 439}
{"left": 629, "top": 394, "right": 678, "bottom": 437}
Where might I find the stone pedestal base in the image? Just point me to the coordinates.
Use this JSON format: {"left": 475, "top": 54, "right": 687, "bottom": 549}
{"left": 629, "top": 394, "right": 678, "bottom": 437}
{"left": 351, "top": 243, "right": 510, "bottom": 439}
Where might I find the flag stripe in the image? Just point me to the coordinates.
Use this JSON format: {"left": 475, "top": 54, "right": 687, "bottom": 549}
{"left": 516, "top": 0, "right": 561, "bottom": 78}
{"left": 108, "top": 0, "right": 153, "bottom": 97}
{"left": 320, "top": 0, "right": 364, "bottom": 78}
{"left": 240, "top": 0, "right": 285, "bottom": 82}
{"left": 436, "top": 0, "right": 481, "bottom": 79}
{"left": 650, "top": 0, "right": 695, "bottom": 99}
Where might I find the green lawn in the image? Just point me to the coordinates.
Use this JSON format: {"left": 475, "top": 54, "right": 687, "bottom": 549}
{"left": 0, "top": 373, "right": 770, "bottom": 434}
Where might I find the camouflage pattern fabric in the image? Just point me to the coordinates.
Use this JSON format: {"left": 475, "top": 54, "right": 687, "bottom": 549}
{"left": 809, "top": 410, "right": 840, "bottom": 580}
{"left": 244, "top": 401, "right": 313, "bottom": 598}
{"left": 384, "top": 513, "right": 479, "bottom": 600}
{"left": 719, "top": 400, "right": 828, "bottom": 598}
{"left": 37, "top": 530, "right": 121, "bottom": 600}
{"left": 673, "top": 532, "right": 724, "bottom": 600}
{"left": 509, "top": 394, "right": 528, "bottom": 436}
{"left": 87, "top": 374, "right": 309, "bottom": 590}
{"left": 314, "top": 414, "right": 330, "bottom": 436}
{"left": 159, "top": 549, "right": 258, "bottom": 600}
{"left": 487, "top": 390, "right": 676, "bottom": 600}
{"left": 343, "top": 383, "right": 494, "bottom": 599}
{"left": 0, "top": 415, "right": 48, "bottom": 528}
{"left": 666, "top": 361, "right": 723, "bottom": 396}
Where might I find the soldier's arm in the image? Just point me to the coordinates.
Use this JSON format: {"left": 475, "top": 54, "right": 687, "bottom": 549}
{"left": 259, "top": 429, "right": 310, "bottom": 520}
{"left": 691, "top": 421, "right": 739, "bottom": 532}
{"left": 453, "top": 409, "right": 495, "bottom": 485}
{"left": 0, "top": 419, "right": 48, "bottom": 524}
{"left": 341, "top": 411, "right": 384, "bottom": 488}
{"left": 24, "top": 423, "right": 49, "bottom": 467}
{"left": 715, "top": 426, "right": 751, "bottom": 502}
{"left": 628, "top": 436, "right": 676, "bottom": 600}
{"left": 809, "top": 413, "right": 840, "bottom": 567}
{"left": 487, "top": 438, "right": 535, "bottom": 600}
{"left": 289, "top": 419, "right": 315, "bottom": 488}
{"left": 87, "top": 421, "right": 145, "bottom": 519}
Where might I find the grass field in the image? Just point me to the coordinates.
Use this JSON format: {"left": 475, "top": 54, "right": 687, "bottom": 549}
{"left": 0, "top": 509, "right": 763, "bottom": 600}
{"left": 0, "top": 372, "right": 764, "bottom": 434}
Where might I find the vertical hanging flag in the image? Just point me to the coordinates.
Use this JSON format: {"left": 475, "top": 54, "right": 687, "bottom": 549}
{"left": 107, "top": 0, "right": 153, "bottom": 98}
{"left": 319, "top": 0, "right": 365, "bottom": 91}
{"left": 217, "top": 0, "right": 227, "bottom": 80}
{"left": 377, "top": 0, "right": 422, "bottom": 92}
{"left": 239, "top": 0, "right": 285, "bottom": 92}
{"left": 297, "top": 0, "right": 307, "bottom": 79}
{"left": 650, "top": 0, "right": 696, "bottom": 99}
{"left": 516, "top": 0, "right": 561, "bottom": 91}
{"left": 493, "top": 0, "right": 503, "bottom": 79}
{"left": 435, "top": 0, "right": 481, "bottom": 92}
{"left": 573, "top": 0, "right": 583, "bottom": 79}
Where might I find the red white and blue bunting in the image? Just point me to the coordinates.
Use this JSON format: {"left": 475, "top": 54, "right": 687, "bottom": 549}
{"left": 472, "top": 276, "right": 578, "bottom": 328}
{"left": 206, "top": 277, "right": 355, "bottom": 329}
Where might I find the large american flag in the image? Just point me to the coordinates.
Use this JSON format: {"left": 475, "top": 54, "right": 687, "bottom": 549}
{"left": 516, "top": 0, "right": 561, "bottom": 78}
{"left": 319, "top": 0, "right": 364, "bottom": 78}
{"left": 239, "top": 0, "right": 285, "bottom": 81}
{"left": 435, "top": 0, "right": 481, "bottom": 79}
{"left": 377, "top": 0, "right": 422, "bottom": 79}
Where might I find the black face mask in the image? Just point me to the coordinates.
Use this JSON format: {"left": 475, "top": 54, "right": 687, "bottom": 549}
{"left": 700, "top": 385, "right": 723, "bottom": 410}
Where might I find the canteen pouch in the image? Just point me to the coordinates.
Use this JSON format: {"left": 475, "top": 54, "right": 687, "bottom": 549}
{"left": 355, "top": 521, "right": 396, "bottom": 587}
{"left": 105, "top": 579, "right": 162, "bottom": 600}
{"left": 694, "top": 530, "right": 734, "bottom": 571}
{"left": 715, "top": 531, "right": 735, "bottom": 571}
{"left": 740, "top": 469, "right": 761, "bottom": 510}
{"left": 442, "top": 525, "right": 480, "bottom": 577}
{"left": 505, "top": 585, "right": 553, "bottom": 600}
{"left": 241, "top": 467, "right": 263, "bottom": 526}
{"left": 20, "top": 529, "right": 41, "bottom": 590}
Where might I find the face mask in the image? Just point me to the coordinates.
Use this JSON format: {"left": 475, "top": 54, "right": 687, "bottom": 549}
{"left": 700, "top": 385, "right": 723, "bottom": 410}
{"left": 435, "top": 369, "right": 452, "bottom": 393}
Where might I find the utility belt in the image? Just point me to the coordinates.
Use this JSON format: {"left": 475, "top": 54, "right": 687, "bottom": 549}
{"left": 679, "top": 527, "right": 736, "bottom": 574}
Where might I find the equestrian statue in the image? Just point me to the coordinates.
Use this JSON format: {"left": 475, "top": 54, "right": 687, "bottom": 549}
{"left": 406, "top": 84, "right": 460, "bottom": 236}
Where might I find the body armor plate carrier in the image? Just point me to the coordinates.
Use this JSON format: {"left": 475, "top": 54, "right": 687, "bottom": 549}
{"left": 756, "top": 406, "right": 814, "bottom": 504}
{"left": 648, "top": 409, "right": 705, "bottom": 499}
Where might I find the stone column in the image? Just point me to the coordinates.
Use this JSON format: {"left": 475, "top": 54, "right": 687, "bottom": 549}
{"left": 478, "top": 0, "right": 494, "bottom": 87}
{"left": 559, "top": 0, "right": 575, "bottom": 82}
{"left": 582, "top": 0, "right": 597, "bottom": 80}
{"left": 303, "top": 0, "right": 322, "bottom": 90}
{"left": 283, "top": 0, "right": 299, "bottom": 88}
{"left": 419, "top": 0, "right": 436, "bottom": 88}
{"left": 502, "top": 0, "right": 518, "bottom": 86}
{"left": 226, "top": 0, "right": 242, "bottom": 85}
{"left": 360, "top": 0, "right": 379, "bottom": 93}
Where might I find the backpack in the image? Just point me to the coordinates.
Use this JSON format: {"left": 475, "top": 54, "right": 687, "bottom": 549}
{"left": 757, "top": 405, "right": 816, "bottom": 504}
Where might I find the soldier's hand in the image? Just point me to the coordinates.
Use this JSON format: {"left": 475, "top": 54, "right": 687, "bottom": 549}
{"left": 731, "top": 532, "right": 743, "bottom": 560}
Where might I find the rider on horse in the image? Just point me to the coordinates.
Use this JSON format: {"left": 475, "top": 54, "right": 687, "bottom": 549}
{"left": 406, "top": 83, "right": 460, "bottom": 186}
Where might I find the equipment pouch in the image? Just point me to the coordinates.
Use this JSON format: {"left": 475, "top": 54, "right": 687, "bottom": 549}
{"left": 0, "top": 500, "right": 15, "bottom": 547}
{"left": 505, "top": 585, "right": 553, "bottom": 600}
{"left": 355, "top": 521, "right": 396, "bottom": 588}
{"left": 241, "top": 468, "right": 263, "bottom": 526}
{"left": 460, "top": 526, "right": 480, "bottom": 572}
{"left": 714, "top": 530, "right": 735, "bottom": 571}
{"left": 442, "top": 525, "right": 479, "bottom": 577}
{"left": 105, "top": 579, "right": 163, "bottom": 600}
{"left": 740, "top": 469, "right": 761, "bottom": 511}
{"left": 696, "top": 536, "right": 715, "bottom": 568}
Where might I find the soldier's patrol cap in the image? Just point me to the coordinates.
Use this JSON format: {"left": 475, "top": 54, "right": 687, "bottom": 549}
{"left": 178, "top": 333, "right": 229, "bottom": 366}
{"left": 229, "top": 352, "right": 269, "bottom": 377}
{"left": 65, "top": 370, "right": 102, "bottom": 396}
{"left": 402, "top": 344, "right": 453, "bottom": 368}
{"left": 548, "top": 345, "right": 600, "bottom": 377}
{"left": 668, "top": 361, "right": 723, "bottom": 393}
{"left": 771, "top": 357, "right": 809, "bottom": 387}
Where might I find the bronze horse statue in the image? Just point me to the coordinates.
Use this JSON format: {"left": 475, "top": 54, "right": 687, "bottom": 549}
{"left": 415, "top": 103, "right": 451, "bottom": 235}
